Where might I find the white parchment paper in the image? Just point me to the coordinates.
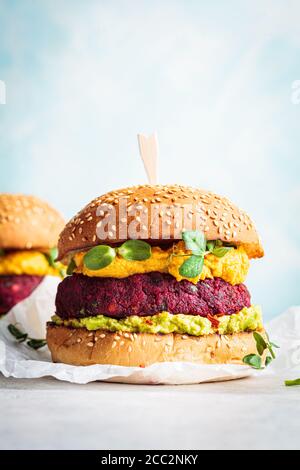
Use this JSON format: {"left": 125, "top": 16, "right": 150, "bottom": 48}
{"left": 0, "top": 278, "right": 299, "bottom": 384}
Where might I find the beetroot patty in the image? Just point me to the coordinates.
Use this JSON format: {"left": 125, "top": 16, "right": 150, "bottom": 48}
{"left": 0, "top": 275, "right": 43, "bottom": 314}
{"left": 56, "top": 273, "right": 251, "bottom": 319}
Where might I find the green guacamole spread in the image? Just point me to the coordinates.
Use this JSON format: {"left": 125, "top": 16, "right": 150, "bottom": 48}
{"left": 52, "top": 305, "right": 262, "bottom": 336}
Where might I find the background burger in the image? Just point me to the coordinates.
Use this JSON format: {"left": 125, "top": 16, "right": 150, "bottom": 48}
{"left": 0, "top": 193, "right": 65, "bottom": 315}
{"left": 47, "top": 185, "right": 266, "bottom": 367}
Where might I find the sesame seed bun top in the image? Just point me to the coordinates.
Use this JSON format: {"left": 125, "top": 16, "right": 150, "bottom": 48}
{"left": 0, "top": 193, "right": 65, "bottom": 251}
{"left": 57, "top": 184, "right": 264, "bottom": 261}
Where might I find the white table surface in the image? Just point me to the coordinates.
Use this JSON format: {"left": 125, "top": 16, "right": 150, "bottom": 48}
{"left": 0, "top": 372, "right": 299, "bottom": 450}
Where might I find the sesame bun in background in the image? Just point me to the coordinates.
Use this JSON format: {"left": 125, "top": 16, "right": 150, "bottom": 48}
{"left": 0, "top": 193, "right": 65, "bottom": 315}
{"left": 57, "top": 185, "right": 263, "bottom": 261}
{"left": 48, "top": 184, "right": 265, "bottom": 369}
{"left": 0, "top": 193, "right": 65, "bottom": 250}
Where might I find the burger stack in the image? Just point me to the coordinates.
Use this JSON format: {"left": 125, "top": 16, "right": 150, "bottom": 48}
{"left": 47, "top": 185, "right": 266, "bottom": 367}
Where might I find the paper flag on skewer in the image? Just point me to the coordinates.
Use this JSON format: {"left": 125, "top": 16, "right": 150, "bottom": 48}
{"left": 137, "top": 133, "right": 158, "bottom": 185}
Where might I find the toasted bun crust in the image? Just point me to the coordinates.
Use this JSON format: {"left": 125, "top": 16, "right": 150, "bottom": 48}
{"left": 0, "top": 193, "right": 65, "bottom": 250}
{"left": 46, "top": 323, "right": 265, "bottom": 367}
{"left": 58, "top": 185, "right": 263, "bottom": 261}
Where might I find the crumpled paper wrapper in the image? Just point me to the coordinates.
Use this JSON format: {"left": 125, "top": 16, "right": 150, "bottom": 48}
{"left": 0, "top": 278, "right": 299, "bottom": 384}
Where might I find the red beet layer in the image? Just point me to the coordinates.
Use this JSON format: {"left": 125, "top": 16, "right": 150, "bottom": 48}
{"left": 55, "top": 273, "right": 251, "bottom": 319}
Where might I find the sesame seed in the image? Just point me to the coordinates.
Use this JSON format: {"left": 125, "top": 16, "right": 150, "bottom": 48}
{"left": 88, "top": 332, "right": 93, "bottom": 337}
{"left": 87, "top": 216, "right": 93, "bottom": 222}
{"left": 87, "top": 342, "right": 94, "bottom": 347}
{"left": 181, "top": 335, "right": 188, "bottom": 340}
{"left": 128, "top": 346, "right": 133, "bottom": 353}
{"left": 120, "top": 341, "right": 125, "bottom": 346}
{"left": 112, "top": 341, "right": 117, "bottom": 349}
{"left": 77, "top": 338, "right": 82, "bottom": 343}
{"left": 99, "top": 333, "right": 106, "bottom": 338}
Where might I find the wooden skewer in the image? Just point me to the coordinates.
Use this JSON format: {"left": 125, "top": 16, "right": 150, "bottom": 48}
{"left": 137, "top": 133, "right": 158, "bottom": 185}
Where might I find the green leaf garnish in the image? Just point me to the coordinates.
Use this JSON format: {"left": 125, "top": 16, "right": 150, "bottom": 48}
{"left": 182, "top": 231, "right": 206, "bottom": 255}
{"left": 285, "top": 378, "right": 300, "bottom": 386}
{"left": 45, "top": 247, "right": 58, "bottom": 268}
{"left": 8, "top": 324, "right": 28, "bottom": 342}
{"left": 27, "top": 339, "right": 47, "bottom": 350}
{"left": 66, "top": 258, "right": 76, "bottom": 275}
{"left": 206, "top": 241, "right": 215, "bottom": 252}
{"left": 243, "top": 331, "right": 279, "bottom": 369}
{"left": 265, "top": 356, "right": 273, "bottom": 367}
{"left": 0, "top": 249, "right": 5, "bottom": 256}
{"left": 8, "top": 324, "right": 46, "bottom": 350}
{"left": 211, "top": 246, "right": 233, "bottom": 258}
{"left": 267, "top": 343, "right": 276, "bottom": 359}
{"left": 242, "top": 354, "right": 262, "bottom": 369}
{"left": 179, "top": 255, "right": 204, "bottom": 278}
{"left": 253, "top": 331, "right": 268, "bottom": 356}
{"left": 179, "top": 231, "right": 236, "bottom": 278}
{"left": 83, "top": 245, "right": 116, "bottom": 270}
{"left": 118, "top": 240, "right": 151, "bottom": 261}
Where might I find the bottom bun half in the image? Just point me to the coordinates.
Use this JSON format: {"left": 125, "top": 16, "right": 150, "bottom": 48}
{"left": 46, "top": 323, "right": 265, "bottom": 367}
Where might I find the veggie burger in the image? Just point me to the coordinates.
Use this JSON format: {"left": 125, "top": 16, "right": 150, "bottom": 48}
{"left": 0, "top": 193, "right": 65, "bottom": 315}
{"left": 47, "top": 185, "right": 265, "bottom": 367}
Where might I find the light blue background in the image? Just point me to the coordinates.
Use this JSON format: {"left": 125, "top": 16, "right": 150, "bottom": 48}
{"left": 0, "top": 0, "right": 299, "bottom": 319}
